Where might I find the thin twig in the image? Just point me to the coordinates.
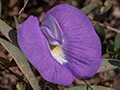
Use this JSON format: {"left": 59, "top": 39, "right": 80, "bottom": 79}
{"left": 18, "top": 0, "right": 29, "bottom": 22}
{"left": 82, "top": 79, "right": 93, "bottom": 90}
{"left": 19, "top": 0, "right": 29, "bottom": 15}
{"left": 0, "top": 62, "right": 33, "bottom": 90}
{"left": 99, "top": 23, "right": 120, "bottom": 33}
{"left": 92, "top": 20, "right": 120, "bottom": 33}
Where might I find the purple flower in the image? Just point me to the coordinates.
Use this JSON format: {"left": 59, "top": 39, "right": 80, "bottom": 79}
{"left": 17, "top": 4, "right": 102, "bottom": 85}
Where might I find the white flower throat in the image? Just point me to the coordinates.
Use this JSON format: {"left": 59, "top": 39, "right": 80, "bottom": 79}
{"left": 51, "top": 46, "right": 68, "bottom": 65}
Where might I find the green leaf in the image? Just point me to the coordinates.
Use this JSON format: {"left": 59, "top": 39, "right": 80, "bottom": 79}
{"left": 81, "top": 1, "right": 98, "bottom": 14}
{"left": 94, "top": 23, "right": 105, "bottom": 44}
{"left": 0, "top": 0, "right": 2, "bottom": 17}
{"left": 93, "top": 0, "right": 112, "bottom": 21}
{"left": 0, "top": 38, "right": 39, "bottom": 90}
{"left": 107, "top": 40, "right": 115, "bottom": 57}
{"left": 107, "top": 40, "right": 114, "bottom": 52}
{"left": 64, "top": 85, "right": 116, "bottom": 90}
{"left": 114, "top": 33, "right": 120, "bottom": 52}
{"left": 14, "top": 16, "right": 19, "bottom": 30}
{"left": 0, "top": 19, "right": 18, "bottom": 46}
{"left": 100, "top": 0, "right": 112, "bottom": 13}
{"left": 97, "top": 58, "right": 120, "bottom": 73}
{"left": 16, "top": 83, "right": 25, "bottom": 90}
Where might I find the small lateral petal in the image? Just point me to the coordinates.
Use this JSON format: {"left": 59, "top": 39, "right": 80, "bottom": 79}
{"left": 41, "top": 15, "right": 63, "bottom": 45}
{"left": 17, "top": 15, "right": 74, "bottom": 85}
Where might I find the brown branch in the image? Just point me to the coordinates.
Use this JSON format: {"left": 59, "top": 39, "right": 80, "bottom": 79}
{"left": 18, "top": 0, "right": 29, "bottom": 23}
{"left": 99, "top": 23, "right": 120, "bottom": 33}
{"left": 82, "top": 79, "right": 93, "bottom": 90}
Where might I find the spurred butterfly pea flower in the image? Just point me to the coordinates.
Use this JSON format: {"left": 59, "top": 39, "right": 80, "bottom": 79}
{"left": 17, "top": 4, "right": 102, "bottom": 85}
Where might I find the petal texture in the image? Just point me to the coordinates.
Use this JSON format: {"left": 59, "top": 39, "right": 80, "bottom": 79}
{"left": 17, "top": 15, "right": 74, "bottom": 85}
{"left": 42, "top": 4, "right": 102, "bottom": 79}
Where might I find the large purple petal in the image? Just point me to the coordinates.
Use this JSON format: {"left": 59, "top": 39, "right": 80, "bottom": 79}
{"left": 17, "top": 15, "right": 74, "bottom": 85}
{"left": 42, "top": 4, "right": 102, "bottom": 79}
